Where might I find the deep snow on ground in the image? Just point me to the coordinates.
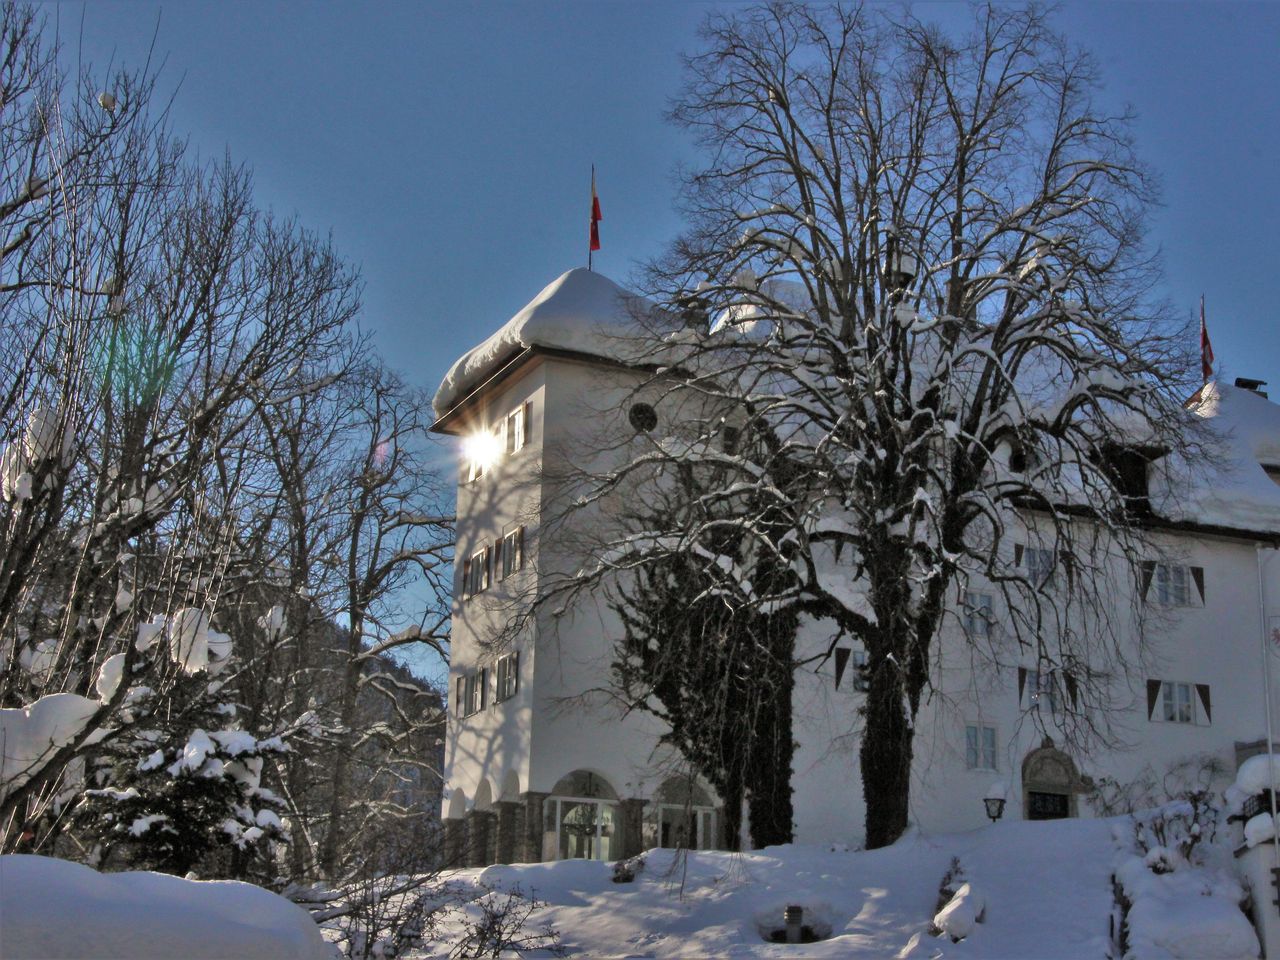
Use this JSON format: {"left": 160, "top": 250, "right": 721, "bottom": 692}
{"left": 425, "top": 818, "right": 1120, "bottom": 959}
{"left": 0, "top": 855, "right": 334, "bottom": 960}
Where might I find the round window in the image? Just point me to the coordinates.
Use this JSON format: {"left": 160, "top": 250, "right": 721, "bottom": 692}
{"left": 628, "top": 403, "right": 658, "bottom": 433}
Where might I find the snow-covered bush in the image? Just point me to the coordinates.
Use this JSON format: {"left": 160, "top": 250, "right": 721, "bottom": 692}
{"left": 1112, "top": 798, "right": 1258, "bottom": 959}
{"left": 1127, "top": 794, "right": 1218, "bottom": 872}
{"left": 929, "top": 858, "right": 986, "bottom": 943}
{"left": 71, "top": 670, "right": 289, "bottom": 877}
{"left": 446, "top": 883, "right": 564, "bottom": 960}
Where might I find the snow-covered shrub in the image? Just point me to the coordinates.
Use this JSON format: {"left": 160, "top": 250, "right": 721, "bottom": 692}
{"left": 71, "top": 670, "right": 289, "bottom": 877}
{"left": 447, "top": 883, "right": 564, "bottom": 959}
{"left": 612, "top": 853, "right": 645, "bottom": 883}
{"left": 1127, "top": 793, "right": 1218, "bottom": 871}
{"left": 1090, "top": 754, "right": 1228, "bottom": 818}
{"left": 928, "top": 858, "right": 985, "bottom": 943}
{"left": 933, "top": 882, "right": 987, "bottom": 943}
{"left": 930, "top": 856, "right": 965, "bottom": 923}
{"left": 1112, "top": 796, "right": 1258, "bottom": 960}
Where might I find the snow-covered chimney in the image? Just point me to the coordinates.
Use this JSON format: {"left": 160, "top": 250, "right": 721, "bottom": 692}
{"left": 1235, "top": 377, "right": 1269, "bottom": 399}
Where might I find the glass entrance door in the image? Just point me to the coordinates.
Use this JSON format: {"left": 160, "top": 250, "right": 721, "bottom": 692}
{"left": 548, "top": 797, "right": 616, "bottom": 860}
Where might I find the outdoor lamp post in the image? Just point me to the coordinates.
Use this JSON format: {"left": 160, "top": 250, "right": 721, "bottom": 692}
{"left": 984, "top": 796, "right": 1006, "bottom": 823}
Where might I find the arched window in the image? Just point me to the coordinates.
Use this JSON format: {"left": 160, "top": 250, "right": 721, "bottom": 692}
{"left": 645, "top": 777, "right": 718, "bottom": 851}
{"left": 544, "top": 771, "right": 619, "bottom": 861}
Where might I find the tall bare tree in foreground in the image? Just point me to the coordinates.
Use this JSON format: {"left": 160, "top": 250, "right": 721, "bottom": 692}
{"left": 0, "top": 4, "right": 451, "bottom": 879}
{"left": 548, "top": 2, "right": 1205, "bottom": 848}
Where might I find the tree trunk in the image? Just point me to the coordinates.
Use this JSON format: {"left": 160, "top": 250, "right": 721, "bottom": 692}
{"left": 746, "top": 627, "right": 795, "bottom": 848}
{"left": 860, "top": 659, "right": 913, "bottom": 849}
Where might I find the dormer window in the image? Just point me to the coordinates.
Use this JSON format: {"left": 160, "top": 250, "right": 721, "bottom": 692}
{"left": 1097, "top": 442, "right": 1164, "bottom": 514}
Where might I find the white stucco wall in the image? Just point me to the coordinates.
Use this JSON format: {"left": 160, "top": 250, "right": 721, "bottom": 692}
{"left": 440, "top": 343, "right": 1280, "bottom": 850}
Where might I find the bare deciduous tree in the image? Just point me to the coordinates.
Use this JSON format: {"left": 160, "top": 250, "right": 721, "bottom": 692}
{"left": 544, "top": 2, "right": 1206, "bottom": 849}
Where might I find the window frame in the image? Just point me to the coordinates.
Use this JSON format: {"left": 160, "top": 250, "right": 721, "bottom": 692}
{"left": 497, "top": 527, "right": 525, "bottom": 581}
{"left": 1161, "top": 680, "right": 1195, "bottom": 724}
{"left": 1026, "top": 668, "right": 1060, "bottom": 714}
{"left": 495, "top": 651, "right": 519, "bottom": 702}
{"left": 1024, "top": 547, "right": 1055, "bottom": 588}
{"left": 1147, "top": 678, "right": 1210, "bottom": 726}
{"left": 963, "top": 590, "right": 994, "bottom": 638}
{"left": 965, "top": 723, "right": 998, "bottom": 771}
{"left": 462, "top": 669, "right": 488, "bottom": 717}
{"left": 1154, "top": 563, "right": 1190, "bottom": 607}
{"left": 506, "top": 401, "right": 531, "bottom": 456}
{"left": 464, "top": 545, "right": 491, "bottom": 597}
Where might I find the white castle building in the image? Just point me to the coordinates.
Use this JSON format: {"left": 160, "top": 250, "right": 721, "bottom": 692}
{"left": 431, "top": 267, "right": 1280, "bottom": 866}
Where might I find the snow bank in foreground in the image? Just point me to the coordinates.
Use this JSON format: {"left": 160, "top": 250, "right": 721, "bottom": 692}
{"left": 0, "top": 855, "right": 334, "bottom": 959}
{"left": 434, "top": 818, "right": 1118, "bottom": 958}
{"left": 1115, "top": 854, "right": 1257, "bottom": 960}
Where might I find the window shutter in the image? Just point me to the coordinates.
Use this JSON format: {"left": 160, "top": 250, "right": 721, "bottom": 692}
{"left": 1139, "top": 561, "right": 1155, "bottom": 601}
{"left": 516, "top": 526, "right": 525, "bottom": 569}
{"left": 1196, "top": 683, "right": 1211, "bottom": 723}
{"left": 523, "top": 401, "right": 532, "bottom": 445}
{"left": 494, "top": 537, "right": 504, "bottom": 581}
{"left": 1017, "top": 667, "right": 1027, "bottom": 704}
{"left": 496, "top": 657, "right": 507, "bottom": 696}
{"left": 511, "top": 651, "right": 520, "bottom": 694}
{"left": 455, "top": 677, "right": 464, "bottom": 716}
{"left": 1014, "top": 544, "right": 1024, "bottom": 568}
{"left": 480, "top": 668, "right": 488, "bottom": 709}
{"left": 463, "top": 558, "right": 472, "bottom": 596}
{"left": 1065, "top": 673, "right": 1079, "bottom": 708}
{"left": 1147, "top": 679, "right": 1162, "bottom": 720}
{"left": 483, "top": 546, "right": 492, "bottom": 589}
{"left": 834, "top": 647, "right": 851, "bottom": 689}
{"left": 1191, "top": 566, "right": 1205, "bottom": 605}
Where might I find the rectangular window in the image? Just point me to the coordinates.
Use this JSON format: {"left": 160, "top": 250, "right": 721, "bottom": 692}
{"left": 1162, "top": 681, "right": 1194, "bottom": 724}
{"left": 506, "top": 402, "right": 530, "bottom": 455}
{"left": 463, "top": 669, "right": 487, "bottom": 716}
{"left": 1140, "top": 562, "right": 1204, "bottom": 606}
{"left": 1025, "top": 547, "right": 1055, "bottom": 588}
{"left": 966, "top": 724, "right": 997, "bottom": 770}
{"left": 1026, "top": 669, "right": 1060, "bottom": 714}
{"left": 851, "top": 649, "right": 871, "bottom": 693}
{"left": 1146, "top": 679, "right": 1210, "bottom": 725}
{"left": 497, "top": 527, "right": 524, "bottom": 581}
{"left": 464, "top": 546, "right": 491, "bottom": 597}
{"left": 963, "top": 591, "right": 994, "bottom": 638}
{"left": 1154, "top": 564, "right": 1190, "bottom": 606}
{"left": 495, "top": 652, "right": 519, "bottom": 702}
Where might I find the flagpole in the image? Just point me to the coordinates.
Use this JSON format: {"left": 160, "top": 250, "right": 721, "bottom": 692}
{"left": 588, "top": 165, "right": 602, "bottom": 272}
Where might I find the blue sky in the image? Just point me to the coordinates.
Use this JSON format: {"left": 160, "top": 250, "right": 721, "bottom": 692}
{"left": 59, "top": 1, "right": 1279, "bottom": 416}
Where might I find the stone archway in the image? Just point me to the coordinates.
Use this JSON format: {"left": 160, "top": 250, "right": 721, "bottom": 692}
{"left": 1022, "top": 737, "right": 1085, "bottom": 820}
{"left": 648, "top": 777, "right": 718, "bottom": 851}
{"left": 544, "top": 770, "right": 620, "bottom": 861}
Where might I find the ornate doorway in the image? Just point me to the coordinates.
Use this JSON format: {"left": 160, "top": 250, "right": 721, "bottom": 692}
{"left": 1022, "top": 738, "right": 1084, "bottom": 820}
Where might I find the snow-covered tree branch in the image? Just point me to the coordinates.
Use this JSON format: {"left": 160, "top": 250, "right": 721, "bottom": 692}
{"left": 537, "top": 2, "right": 1209, "bottom": 849}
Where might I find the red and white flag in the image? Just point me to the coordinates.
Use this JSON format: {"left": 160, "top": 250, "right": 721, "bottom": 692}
{"left": 1200, "top": 295, "right": 1215, "bottom": 382}
{"left": 589, "top": 167, "right": 602, "bottom": 253}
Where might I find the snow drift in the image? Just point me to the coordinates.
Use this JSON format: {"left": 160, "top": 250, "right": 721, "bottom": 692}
{"left": 0, "top": 855, "right": 334, "bottom": 959}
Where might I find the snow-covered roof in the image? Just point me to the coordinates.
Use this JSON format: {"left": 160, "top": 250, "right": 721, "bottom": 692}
{"left": 1154, "top": 381, "right": 1280, "bottom": 534}
{"left": 433, "top": 268, "right": 662, "bottom": 417}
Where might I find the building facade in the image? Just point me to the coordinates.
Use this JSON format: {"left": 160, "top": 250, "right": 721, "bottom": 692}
{"left": 432, "top": 267, "right": 1280, "bottom": 865}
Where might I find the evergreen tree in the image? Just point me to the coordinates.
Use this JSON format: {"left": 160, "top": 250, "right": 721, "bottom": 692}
{"left": 74, "top": 663, "right": 288, "bottom": 877}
